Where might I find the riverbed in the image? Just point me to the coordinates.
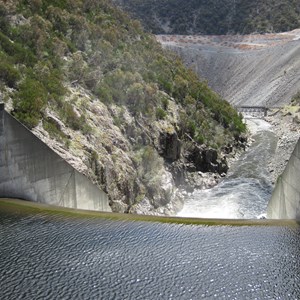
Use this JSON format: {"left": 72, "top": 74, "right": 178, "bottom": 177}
{"left": 178, "top": 117, "right": 277, "bottom": 219}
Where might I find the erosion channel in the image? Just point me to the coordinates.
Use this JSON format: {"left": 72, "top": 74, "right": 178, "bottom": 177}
{"left": 178, "top": 117, "right": 277, "bottom": 219}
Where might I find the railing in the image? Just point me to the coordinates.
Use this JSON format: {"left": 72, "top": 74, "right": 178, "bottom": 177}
{"left": 235, "top": 106, "right": 268, "bottom": 117}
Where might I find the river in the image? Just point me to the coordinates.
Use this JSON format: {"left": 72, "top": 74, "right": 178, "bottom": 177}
{"left": 178, "top": 117, "right": 277, "bottom": 219}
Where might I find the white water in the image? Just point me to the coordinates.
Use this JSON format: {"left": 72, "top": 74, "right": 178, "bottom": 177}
{"left": 178, "top": 117, "right": 277, "bottom": 219}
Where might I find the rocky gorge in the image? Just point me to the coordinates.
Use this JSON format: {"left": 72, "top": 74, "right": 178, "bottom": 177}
{"left": 157, "top": 31, "right": 300, "bottom": 188}
{"left": 4, "top": 85, "right": 247, "bottom": 215}
{"left": 0, "top": 0, "right": 247, "bottom": 215}
{"left": 5, "top": 2, "right": 300, "bottom": 218}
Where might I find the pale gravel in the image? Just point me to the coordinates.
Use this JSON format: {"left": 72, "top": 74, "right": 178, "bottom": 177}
{"left": 265, "top": 110, "right": 300, "bottom": 184}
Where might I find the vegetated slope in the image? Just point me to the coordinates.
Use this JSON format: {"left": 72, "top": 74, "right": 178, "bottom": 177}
{"left": 115, "top": 0, "right": 300, "bottom": 35}
{"left": 0, "top": 0, "right": 245, "bottom": 214}
{"left": 158, "top": 32, "right": 300, "bottom": 107}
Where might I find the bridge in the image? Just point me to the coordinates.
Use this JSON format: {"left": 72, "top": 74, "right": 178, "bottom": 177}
{"left": 235, "top": 106, "right": 268, "bottom": 117}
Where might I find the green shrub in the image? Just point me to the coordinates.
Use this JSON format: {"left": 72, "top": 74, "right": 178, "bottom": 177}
{"left": 161, "top": 96, "right": 169, "bottom": 110}
{"left": 0, "top": 4, "right": 10, "bottom": 35}
{"left": 156, "top": 107, "right": 167, "bottom": 120}
{"left": 13, "top": 77, "right": 47, "bottom": 128}
{"left": 0, "top": 32, "right": 36, "bottom": 66}
{"left": 96, "top": 84, "right": 113, "bottom": 104}
{"left": 0, "top": 60, "right": 20, "bottom": 88}
{"left": 43, "top": 117, "right": 68, "bottom": 143}
{"left": 196, "top": 134, "right": 205, "bottom": 145}
{"left": 62, "top": 102, "right": 82, "bottom": 130}
{"left": 61, "top": 102, "right": 90, "bottom": 134}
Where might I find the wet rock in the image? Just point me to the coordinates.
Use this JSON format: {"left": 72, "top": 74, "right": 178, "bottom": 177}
{"left": 159, "top": 131, "right": 181, "bottom": 162}
{"left": 217, "top": 158, "right": 229, "bottom": 174}
{"left": 224, "top": 144, "right": 233, "bottom": 154}
{"left": 186, "top": 146, "right": 227, "bottom": 175}
{"left": 185, "top": 171, "right": 220, "bottom": 190}
{"left": 204, "top": 148, "right": 218, "bottom": 164}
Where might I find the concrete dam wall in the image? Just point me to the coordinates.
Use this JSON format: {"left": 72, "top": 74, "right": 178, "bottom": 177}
{"left": 0, "top": 105, "right": 110, "bottom": 212}
{"left": 267, "top": 138, "right": 300, "bottom": 219}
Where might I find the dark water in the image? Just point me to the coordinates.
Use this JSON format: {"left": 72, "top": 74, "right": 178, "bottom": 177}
{"left": 1, "top": 210, "right": 300, "bottom": 299}
{"left": 178, "top": 118, "right": 277, "bottom": 219}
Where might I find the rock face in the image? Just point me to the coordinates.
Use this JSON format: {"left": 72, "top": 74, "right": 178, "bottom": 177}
{"left": 159, "top": 131, "right": 181, "bottom": 162}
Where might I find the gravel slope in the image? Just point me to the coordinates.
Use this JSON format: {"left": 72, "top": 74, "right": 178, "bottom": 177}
{"left": 157, "top": 30, "right": 300, "bottom": 107}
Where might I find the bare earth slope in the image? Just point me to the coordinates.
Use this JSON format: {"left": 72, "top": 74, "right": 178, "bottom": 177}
{"left": 157, "top": 30, "right": 300, "bottom": 107}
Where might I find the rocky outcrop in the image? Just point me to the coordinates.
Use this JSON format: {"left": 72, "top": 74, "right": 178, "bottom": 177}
{"left": 17, "top": 87, "right": 185, "bottom": 215}
{"left": 159, "top": 131, "right": 181, "bottom": 162}
{"left": 188, "top": 147, "right": 228, "bottom": 174}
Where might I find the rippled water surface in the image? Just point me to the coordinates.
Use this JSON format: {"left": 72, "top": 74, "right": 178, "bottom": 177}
{"left": 178, "top": 118, "right": 277, "bottom": 219}
{"left": 1, "top": 210, "right": 300, "bottom": 299}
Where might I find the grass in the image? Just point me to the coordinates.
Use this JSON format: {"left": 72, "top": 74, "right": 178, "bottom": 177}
{"left": 1, "top": 198, "right": 299, "bottom": 227}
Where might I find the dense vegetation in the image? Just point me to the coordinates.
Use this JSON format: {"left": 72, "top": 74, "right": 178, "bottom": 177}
{"left": 115, "top": 0, "right": 300, "bottom": 35}
{"left": 0, "top": 0, "right": 244, "bottom": 146}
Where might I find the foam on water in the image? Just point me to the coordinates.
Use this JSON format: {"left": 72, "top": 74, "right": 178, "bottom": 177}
{"left": 245, "top": 116, "right": 273, "bottom": 134}
{"left": 178, "top": 117, "right": 277, "bottom": 219}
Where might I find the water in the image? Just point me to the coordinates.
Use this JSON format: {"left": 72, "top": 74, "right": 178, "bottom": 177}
{"left": 1, "top": 210, "right": 300, "bottom": 299}
{"left": 178, "top": 117, "right": 277, "bottom": 219}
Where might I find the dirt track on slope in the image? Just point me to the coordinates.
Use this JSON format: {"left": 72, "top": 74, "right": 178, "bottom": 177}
{"left": 157, "top": 30, "right": 300, "bottom": 107}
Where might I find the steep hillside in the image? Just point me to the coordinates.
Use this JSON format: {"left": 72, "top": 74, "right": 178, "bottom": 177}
{"left": 0, "top": 0, "right": 245, "bottom": 214}
{"left": 158, "top": 31, "right": 300, "bottom": 107}
{"left": 115, "top": 0, "right": 300, "bottom": 35}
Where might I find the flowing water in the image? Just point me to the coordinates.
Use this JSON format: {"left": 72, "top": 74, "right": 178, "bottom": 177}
{"left": 178, "top": 117, "right": 278, "bottom": 219}
{"left": 0, "top": 210, "right": 300, "bottom": 299}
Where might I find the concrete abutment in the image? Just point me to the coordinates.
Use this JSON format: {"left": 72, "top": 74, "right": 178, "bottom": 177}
{"left": 0, "top": 105, "right": 111, "bottom": 212}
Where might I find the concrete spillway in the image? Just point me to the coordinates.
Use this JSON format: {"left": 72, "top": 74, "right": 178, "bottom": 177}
{"left": 0, "top": 104, "right": 110, "bottom": 212}
{"left": 268, "top": 138, "right": 300, "bottom": 219}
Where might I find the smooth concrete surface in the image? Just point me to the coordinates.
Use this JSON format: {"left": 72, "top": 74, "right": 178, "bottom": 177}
{"left": 0, "top": 108, "right": 110, "bottom": 212}
{"left": 267, "top": 138, "right": 300, "bottom": 219}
